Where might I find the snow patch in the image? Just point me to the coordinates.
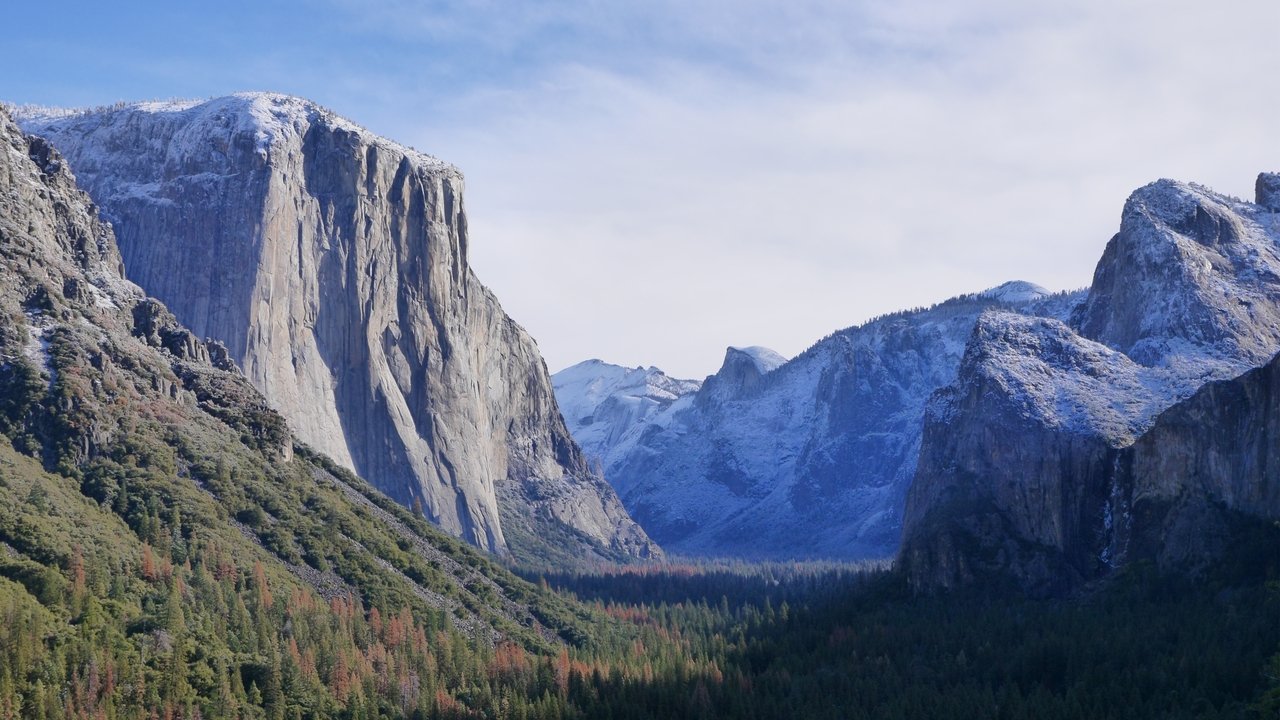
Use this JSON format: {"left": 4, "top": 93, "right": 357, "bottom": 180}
{"left": 965, "top": 311, "right": 1235, "bottom": 443}
{"left": 22, "top": 311, "right": 56, "bottom": 388}
{"left": 727, "top": 346, "right": 788, "bottom": 374}
{"left": 980, "top": 280, "right": 1051, "bottom": 304}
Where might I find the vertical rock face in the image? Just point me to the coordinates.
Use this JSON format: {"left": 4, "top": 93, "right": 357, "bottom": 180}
{"left": 17, "top": 94, "right": 656, "bottom": 564}
{"left": 902, "top": 176, "right": 1280, "bottom": 593}
{"left": 1121, "top": 352, "right": 1280, "bottom": 569}
{"left": 554, "top": 286, "right": 1081, "bottom": 560}
{"left": 693, "top": 346, "right": 787, "bottom": 409}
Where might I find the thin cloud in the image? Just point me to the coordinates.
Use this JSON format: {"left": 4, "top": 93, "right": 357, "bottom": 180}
{"left": 359, "top": 0, "right": 1280, "bottom": 378}
{"left": 6, "top": 1, "right": 1279, "bottom": 378}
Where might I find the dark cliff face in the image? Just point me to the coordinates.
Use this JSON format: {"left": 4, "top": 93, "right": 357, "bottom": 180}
{"left": 17, "top": 94, "right": 657, "bottom": 565}
{"left": 900, "top": 313, "right": 1139, "bottom": 594}
{"left": 1119, "top": 352, "right": 1280, "bottom": 571}
{"left": 902, "top": 176, "right": 1280, "bottom": 594}
{"left": 1129, "top": 355, "right": 1280, "bottom": 516}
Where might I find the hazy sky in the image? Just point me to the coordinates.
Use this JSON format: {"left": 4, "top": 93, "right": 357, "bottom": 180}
{"left": 6, "top": 1, "right": 1280, "bottom": 378}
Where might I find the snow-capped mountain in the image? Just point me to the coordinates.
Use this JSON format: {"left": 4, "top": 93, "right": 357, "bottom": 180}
{"left": 554, "top": 287, "right": 1082, "bottom": 560}
{"left": 902, "top": 174, "right": 1280, "bottom": 593}
{"left": 553, "top": 359, "right": 701, "bottom": 466}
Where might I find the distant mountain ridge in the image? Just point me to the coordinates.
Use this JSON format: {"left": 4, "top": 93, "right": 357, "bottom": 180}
{"left": 553, "top": 359, "right": 701, "bottom": 468}
{"left": 557, "top": 175, "right": 1280, "bottom": 577}
{"left": 16, "top": 93, "right": 657, "bottom": 565}
{"left": 554, "top": 285, "right": 1084, "bottom": 560}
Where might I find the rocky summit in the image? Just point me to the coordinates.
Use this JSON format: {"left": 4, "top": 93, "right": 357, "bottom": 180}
{"left": 901, "top": 175, "right": 1280, "bottom": 593}
{"left": 16, "top": 94, "right": 656, "bottom": 565}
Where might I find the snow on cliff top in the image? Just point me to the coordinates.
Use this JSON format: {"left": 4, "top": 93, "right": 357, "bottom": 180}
{"left": 726, "top": 346, "right": 788, "bottom": 374}
{"left": 552, "top": 359, "right": 702, "bottom": 466}
{"left": 13, "top": 92, "right": 455, "bottom": 176}
{"left": 957, "top": 310, "right": 1242, "bottom": 443}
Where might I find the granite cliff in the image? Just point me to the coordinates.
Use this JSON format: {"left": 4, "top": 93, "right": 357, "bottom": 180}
{"left": 902, "top": 176, "right": 1280, "bottom": 593}
{"left": 16, "top": 94, "right": 655, "bottom": 565}
{"left": 0, "top": 103, "right": 632, "bottom": 665}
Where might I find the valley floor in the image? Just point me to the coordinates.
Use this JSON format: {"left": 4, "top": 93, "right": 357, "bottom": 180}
{"left": 527, "top": 551, "right": 1280, "bottom": 720}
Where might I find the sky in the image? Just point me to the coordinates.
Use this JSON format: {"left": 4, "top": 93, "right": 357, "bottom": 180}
{"left": 5, "top": 0, "right": 1280, "bottom": 378}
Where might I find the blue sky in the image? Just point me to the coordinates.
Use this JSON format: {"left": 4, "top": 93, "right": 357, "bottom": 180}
{"left": 6, "top": 1, "right": 1280, "bottom": 377}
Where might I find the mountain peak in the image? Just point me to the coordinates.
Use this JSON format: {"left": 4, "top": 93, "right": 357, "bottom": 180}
{"left": 979, "top": 280, "right": 1050, "bottom": 304}
{"left": 903, "top": 172, "right": 1280, "bottom": 594}
{"left": 724, "top": 345, "right": 787, "bottom": 375}
{"left": 692, "top": 346, "right": 788, "bottom": 411}
{"left": 16, "top": 92, "right": 457, "bottom": 181}
{"left": 1073, "top": 172, "right": 1280, "bottom": 367}
{"left": 1256, "top": 172, "right": 1280, "bottom": 211}
{"left": 551, "top": 359, "right": 700, "bottom": 474}
{"left": 1123, "top": 178, "right": 1234, "bottom": 223}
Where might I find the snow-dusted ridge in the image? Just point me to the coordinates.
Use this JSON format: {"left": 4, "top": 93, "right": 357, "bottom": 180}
{"left": 947, "top": 310, "right": 1200, "bottom": 443}
{"left": 560, "top": 174, "right": 1280, "bottom": 566}
{"left": 15, "top": 92, "right": 456, "bottom": 179}
{"left": 553, "top": 359, "right": 702, "bottom": 467}
{"left": 979, "top": 280, "right": 1051, "bottom": 304}
{"left": 554, "top": 285, "right": 1078, "bottom": 560}
{"left": 916, "top": 174, "right": 1280, "bottom": 473}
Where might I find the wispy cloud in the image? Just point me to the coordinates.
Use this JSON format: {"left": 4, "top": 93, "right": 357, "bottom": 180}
{"left": 7, "top": 0, "right": 1279, "bottom": 377}
{"left": 360, "top": 0, "right": 1280, "bottom": 376}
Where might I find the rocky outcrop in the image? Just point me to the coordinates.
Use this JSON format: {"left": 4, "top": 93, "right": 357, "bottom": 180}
{"left": 1255, "top": 173, "right": 1280, "bottom": 212}
{"left": 903, "top": 338, "right": 1280, "bottom": 594}
{"left": 556, "top": 287, "right": 1082, "bottom": 560}
{"left": 694, "top": 346, "right": 787, "bottom": 409}
{"left": 17, "top": 94, "right": 656, "bottom": 564}
{"left": 0, "top": 105, "right": 291, "bottom": 467}
{"left": 900, "top": 312, "right": 1171, "bottom": 593}
{"left": 1072, "top": 180, "right": 1280, "bottom": 366}
{"left": 902, "top": 175, "right": 1280, "bottom": 593}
